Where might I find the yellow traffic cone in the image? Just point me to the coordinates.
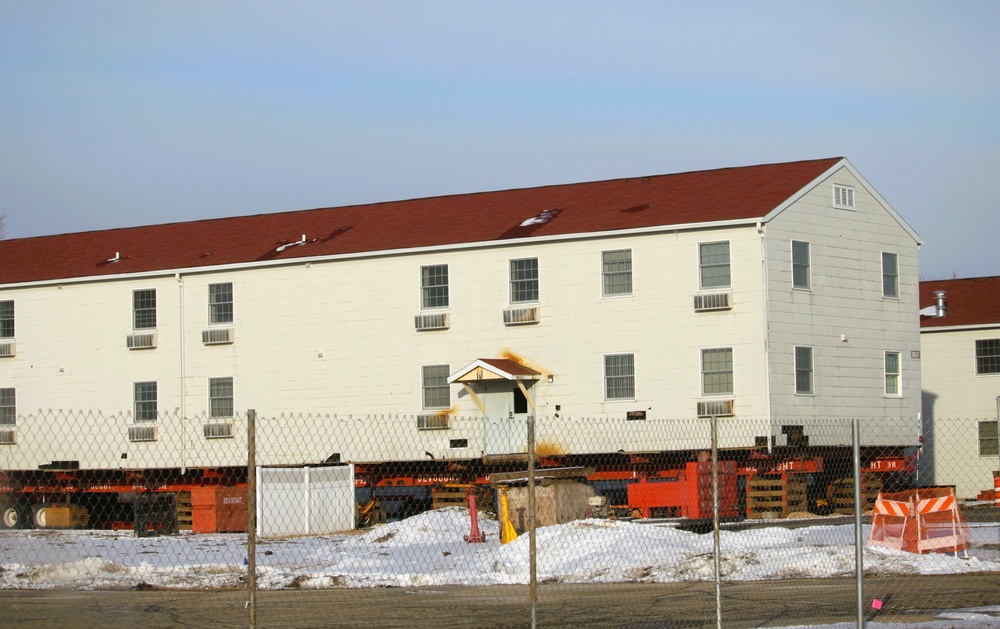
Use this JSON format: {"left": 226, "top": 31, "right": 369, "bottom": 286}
{"left": 500, "top": 487, "right": 518, "bottom": 544}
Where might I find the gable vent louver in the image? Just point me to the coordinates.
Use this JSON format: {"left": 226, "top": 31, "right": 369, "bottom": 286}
{"left": 415, "top": 313, "right": 449, "bottom": 331}
{"left": 202, "top": 328, "right": 235, "bottom": 345}
{"left": 834, "top": 184, "right": 855, "bottom": 209}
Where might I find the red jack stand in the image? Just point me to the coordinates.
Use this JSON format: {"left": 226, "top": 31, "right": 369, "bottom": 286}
{"left": 464, "top": 490, "right": 485, "bottom": 543}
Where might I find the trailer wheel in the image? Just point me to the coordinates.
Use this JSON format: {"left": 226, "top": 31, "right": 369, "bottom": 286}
{"left": 31, "top": 504, "right": 49, "bottom": 529}
{"left": 1, "top": 504, "right": 24, "bottom": 529}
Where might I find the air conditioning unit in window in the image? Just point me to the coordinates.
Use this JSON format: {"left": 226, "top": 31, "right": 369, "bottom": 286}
{"left": 415, "top": 313, "right": 449, "bottom": 331}
{"left": 0, "top": 429, "right": 16, "bottom": 445}
{"left": 0, "top": 342, "right": 14, "bottom": 358}
{"left": 503, "top": 306, "right": 540, "bottom": 326}
{"left": 202, "top": 328, "right": 235, "bottom": 345}
{"left": 693, "top": 293, "right": 732, "bottom": 312}
{"left": 203, "top": 422, "right": 234, "bottom": 439}
{"left": 126, "top": 333, "right": 157, "bottom": 350}
{"left": 128, "top": 425, "right": 157, "bottom": 442}
{"left": 417, "top": 414, "right": 449, "bottom": 430}
{"left": 697, "top": 400, "right": 734, "bottom": 418}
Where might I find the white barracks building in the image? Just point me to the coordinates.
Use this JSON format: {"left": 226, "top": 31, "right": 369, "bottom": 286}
{"left": 0, "top": 158, "right": 923, "bottom": 469}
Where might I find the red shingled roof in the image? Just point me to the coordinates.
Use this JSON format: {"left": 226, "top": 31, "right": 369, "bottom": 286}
{"left": 920, "top": 276, "right": 1000, "bottom": 329}
{"left": 0, "top": 157, "right": 843, "bottom": 285}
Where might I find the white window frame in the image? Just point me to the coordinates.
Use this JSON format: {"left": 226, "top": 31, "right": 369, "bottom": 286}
{"left": 603, "top": 353, "right": 635, "bottom": 401}
{"left": 133, "top": 289, "right": 157, "bottom": 330}
{"left": 701, "top": 347, "right": 734, "bottom": 396}
{"left": 699, "top": 241, "right": 731, "bottom": 290}
{"left": 420, "top": 264, "right": 449, "bottom": 310}
{"left": 0, "top": 388, "right": 15, "bottom": 426}
{"left": 884, "top": 351, "right": 901, "bottom": 397}
{"left": 979, "top": 420, "right": 999, "bottom": 457}
{"left": 209, "top": 377, "right": 234, "bottom": 419}
{"left": 133, "top": 381, "right": 158, "bottom": 422}
{"left": 421, "top": 364, "right": 450, "bottom": 410}
{"left": 509, "top": 258, "right": 539, "bottom": 304}
{"left": 834, "top": 184, "right": 855, "bottom": 210}
{"left": 794, "top": 346, "right": 813, "bottom": 395}
{"left": 881, "top": 252, "right": 899, "bottom": 299}
{"left": 0, "top": 300, "right": 13, "bottom": 339}
{"left": 791, "top": 241, "right": 811, "bottom": 290}
{"left": 209, "top": 282, "right": 234, "bottom": 325}
{"left": 601, "top": 249, "right": 633, "bottom": 297}
{"left": 975, "top": 338, "right": 1000, "bottom": 375}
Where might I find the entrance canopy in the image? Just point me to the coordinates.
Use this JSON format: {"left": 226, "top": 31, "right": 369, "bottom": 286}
{"left": 448, "top": 359, "right": 542, "bottom": 415}
{"left": 447, "top": 358, "right": 542, "bottom": 384}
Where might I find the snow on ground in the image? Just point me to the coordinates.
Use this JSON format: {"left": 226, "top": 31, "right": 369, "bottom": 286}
{"left": 1, "top": 507, "right": 999, "bottom": 626}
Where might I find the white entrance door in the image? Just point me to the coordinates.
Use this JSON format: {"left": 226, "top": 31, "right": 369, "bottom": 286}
{"left": 483, "top": 382, "right": 530, "bottom": 455}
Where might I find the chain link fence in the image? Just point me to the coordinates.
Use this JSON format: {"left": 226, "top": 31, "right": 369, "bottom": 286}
{"left": 1, "top": 410, "right": 998, "bottom": 628}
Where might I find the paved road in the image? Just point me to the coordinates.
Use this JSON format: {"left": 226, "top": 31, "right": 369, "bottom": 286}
{"left": 2, "top": 574, "right": 999, "bottom": 628}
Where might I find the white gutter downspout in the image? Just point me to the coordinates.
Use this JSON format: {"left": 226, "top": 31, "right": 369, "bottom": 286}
{"left": 757, "top": 220, "right": 773, "bottom": 453}
{"left": 176, "top": 272, "right": 187, "bottom": 473}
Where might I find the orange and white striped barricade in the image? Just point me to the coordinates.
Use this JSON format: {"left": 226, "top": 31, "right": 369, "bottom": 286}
{"left": 914, "top": 487, "right": 970, "bottom": 557}
{"left": 867, "top": 492, "right": 918, "bottom": 553}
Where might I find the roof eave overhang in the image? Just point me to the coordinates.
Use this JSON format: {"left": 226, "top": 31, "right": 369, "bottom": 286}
{"left": 0, "top": 218, "right": 761, "bottom": 290}
{"left": 448, "top": 359, "right": 542, "bottom": 384}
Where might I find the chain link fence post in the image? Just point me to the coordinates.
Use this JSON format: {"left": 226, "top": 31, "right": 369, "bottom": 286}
{"left": 711, "top": 414, "right": 722, "bottom": 629}
{"left": 527, "top": 412, "right": 537, "bottom": 629}
{"left": 853, "top": 418, "right": 865, "bottom": 628}
{"left": 247, "top": 409, "right": 257, "bottom": 629}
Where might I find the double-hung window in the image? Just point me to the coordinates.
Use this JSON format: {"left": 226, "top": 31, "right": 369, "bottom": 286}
{"left": 420, "top": 265, "right": 449, "bottom": 309}
{"left": 604, "top": 354, "right": 635, "bottom": 400}
{"left": 422, "top": 365, "right": 450, "bottom": 410}
{"left": 884, "top": 352, "right": 901, "bottom": 396}
{"left": 881, "top": 253, "right": 899, "bottom": 298}
{"left": 602, "top": 250, "right": 632, "bottom": 297}
{"left": 0, "top": 301, "right": 13, "bottom": 338}
{"left": 979, "top": 421, "right": 999, "bottom": 457}
{"left": 209, "top": 283, "right": 234, "bottom": 324}
{"left": 510, "top": 258, "right": 539, "bottom": 303}
{"left": 699, "top": 242, "right": 730, "bottom": 289}
{"left": 0, "top": 388, "right": 14, "bottom": 425}
{"left": 134, "top": 382, "right": 158, "bottom": 422}
{"left": 702, "top": 348, "right": 734, "bottom": 395}
{"left": 975, "top": 339, "right": 1000, "bottom": 375}
{"left": 792, "top": 241, "right": 810, "bottom": 290}
{"left": 209, "top": 377, "right": 234, "bottom": 419}
{"left": 794, "top": 346, "right": 813, "bottom": 394}
{"left": 133, "top": 289, "right": 157, "bottom": 330}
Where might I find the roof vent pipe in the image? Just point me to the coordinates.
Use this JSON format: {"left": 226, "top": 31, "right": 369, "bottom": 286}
{"left": 933, "top": 290, "right": 947, "bottom": 318}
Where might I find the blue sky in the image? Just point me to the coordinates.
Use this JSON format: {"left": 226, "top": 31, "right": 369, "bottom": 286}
{"left": 2, "top": 1, "right": 998, "bottom": 280}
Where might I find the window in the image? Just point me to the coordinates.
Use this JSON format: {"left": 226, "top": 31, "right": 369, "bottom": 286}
{"left": 133, "top": 289, "right": 157, "bottom": 330}
{"left": 795, "top": 346, "right": 813, "bottom": 394}
{"left": 422, "top": 365, "right": 450, "bottom": 410}
{"left": 0, "top": 301, "right": 13, "bottom": 338}
{"left": 702, "top": 348, "right": 734, "bottom": 395}
{"left": 792, "top": 241, "right": 810, "bottom": 290}
{"left": 134, "top": 382, "right": 158, "bottom": 422}
{"left": 699, "top": 242, "right": 730, "bottom": 289}
{"left": 0, "top": 388, "right": 14, "bottom": 426}
{"left": 975, "top": 339, "right": 1000, "bottom": 375}
{"left": 834, "top": 184, "right": 855, "bottom": 209}
{"left": 602, "top": 250, "right": 632, "bottom": 297}
{"left": 881, "top": 253, "right": 899, "bottom": 298}
{"left": 604, "top": 353, "right": 635, "bottom": 400}
{"left": 209, "top": 283, "right": 233, "bottom": 324}
{"left": 420, "top": 265, "right": 449, "bottom": 309}
{"left": 209, "top": 377, "right": 234, "bottom": 419}
{"left": 510, "top": 258, "right": 539, "bottom": 303}
{"left": 884, "top": 352, "right": 901, "bottom": 396}
{"left": 979, "top": 421, "right": 999, "bottom": 457}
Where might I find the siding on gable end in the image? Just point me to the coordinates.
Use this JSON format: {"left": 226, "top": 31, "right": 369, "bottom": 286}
{"left": 762, "top": 167, "right": 921, "bottom": 445}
